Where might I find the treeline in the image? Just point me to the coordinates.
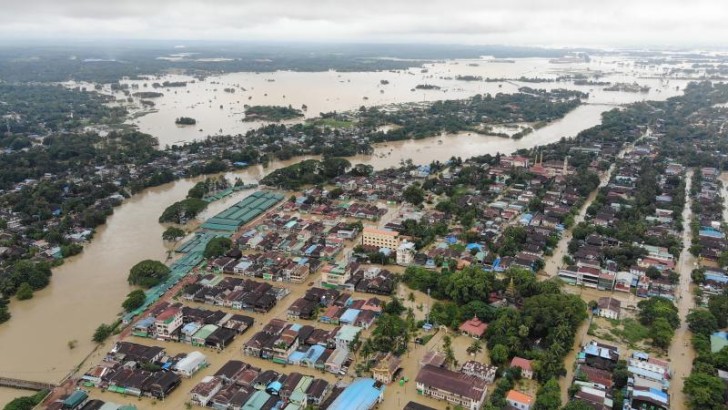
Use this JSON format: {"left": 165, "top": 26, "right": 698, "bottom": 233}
{"left": 243, "top": 105, "right": 304, "bottom": 122}
{"left": 260, "top": 157, "right": 352, "bottom": 190}
{"left": 359, "top": 89, "right": 585, "bottom": 141}
{"left": 684, "top": 290, "right": 728, "bottom": 409}
{"left": 0, "top": 84, "right": 125, "bottom": 141}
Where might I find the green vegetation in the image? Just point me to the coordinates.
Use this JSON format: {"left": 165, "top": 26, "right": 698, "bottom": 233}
{"left": 3, "top": 389, "right": 48, "bottom": 410}
{"left": 243, "top": 105, "right": 304, "bottom": 122}
{"left": 0, "top": 84, "right": 124, "bottom": 140}
{"left": 162, "top": 226, "right": 186, "bottom": 242}
{"left": 534, "top": 378, "right": 562, "bottom": 410}
{"left": 159, "top": 198, "right": 208, "bottom": 224}
{"left": 128, "top": 260, "right": 170, "bottom": 288}
{"left": 404, "top": 266, "right": 586, "bottom": 382}
{"left": 260, "top": 158, "right": 351, "bottom": 189}
{"left": 122, "top": 289, "right": 147, "bottom": 312}
{"left": 684, "top": 291, "right": 728, "bottom": 409}
{"left": 175, "top": 116, "right": 197, "bottom": 125}
{"left": 0, "top": 261, "right": 52, "bottom": 299}
{"left": 204, "top": 237, "right": 233, "bottom": 259}
{"left": 15, "top": 283, "right": 33, "bottom": 300}
{"left": 609, "top": 318, "right": 650, "bottom": 345}
{"left": 637, "top": 296, "right": 679, "bottom": 349}
{"left": 92, "top": 323, "right": 113, "bottom": 343}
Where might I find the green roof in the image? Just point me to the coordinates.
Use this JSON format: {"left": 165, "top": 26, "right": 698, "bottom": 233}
{"left": 243, "top": 390, "right": 271, "bottom": 410}
{"left": 63, "top": 390, "right": 88, "bottom": 407}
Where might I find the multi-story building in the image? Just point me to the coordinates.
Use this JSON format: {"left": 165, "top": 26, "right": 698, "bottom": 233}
{"left": 362, "top": 227, "right": 401, "bottom": 250}
{"left": 396, "top": 241, "right": 416, "bottom": 266}
{"left": 155, "top": 307, "right": 183, "bottom": 340}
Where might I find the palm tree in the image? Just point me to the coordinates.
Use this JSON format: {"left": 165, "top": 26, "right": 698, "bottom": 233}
{"left": 466, "top": 339, "right": 483, "bottom": 356}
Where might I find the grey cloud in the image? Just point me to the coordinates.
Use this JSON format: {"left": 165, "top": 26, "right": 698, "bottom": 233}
{"left": 0, "top": 0, "right": 726, "bottom": 47}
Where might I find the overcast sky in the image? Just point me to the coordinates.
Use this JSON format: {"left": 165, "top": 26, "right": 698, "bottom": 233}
{"left": 2, "top": 0, "right": 727, "bottom": 48}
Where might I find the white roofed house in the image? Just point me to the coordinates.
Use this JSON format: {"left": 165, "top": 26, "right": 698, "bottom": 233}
{"left": 174, "top": 351, "right": 207, "bottom": 378}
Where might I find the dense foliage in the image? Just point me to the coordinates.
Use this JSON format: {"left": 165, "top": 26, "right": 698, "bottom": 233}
{"left": 127, "top": 260, "right": 170, "bottom": 288}
{"left": 122, "top": 289, "right": 147, "bottom": 312}
{"left": 204, "top": 237, "right": 233, "bottom": 259}
{"left": 3, "top": 390, "right": 48, "bottom": 410}
{"left": 243, "top": 105, "right": 304, "bottom": 122}
{"left": 158, "top": 198, "right": 208, "bottom": 224}
{"left": 260, "top": 158, "right": 351, "bottom": 189}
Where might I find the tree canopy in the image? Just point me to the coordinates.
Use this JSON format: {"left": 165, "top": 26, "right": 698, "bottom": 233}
{"left": 128, "top": 260, "right": 170, "bottom": 288}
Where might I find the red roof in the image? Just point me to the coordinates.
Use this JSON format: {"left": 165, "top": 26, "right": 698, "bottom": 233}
{"left": 459, "top": 316, "right": 488, "bottom": 337}
{"left": 510, "top": 356, "right": 533, "bottom": 372}
{"left": 506, "top": 390, "right": 534, "bottom": 405}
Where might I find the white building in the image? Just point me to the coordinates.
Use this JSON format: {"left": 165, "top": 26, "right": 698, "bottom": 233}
{"left": 174, "top": 351, "right": 207, "bottom": 378}
{"left": 396, "top": 241, "right": 416, "bottom": 266}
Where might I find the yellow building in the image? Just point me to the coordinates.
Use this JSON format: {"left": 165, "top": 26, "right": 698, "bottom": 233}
{"left": 362, "top": 227, "right": 401, "bottom": 250}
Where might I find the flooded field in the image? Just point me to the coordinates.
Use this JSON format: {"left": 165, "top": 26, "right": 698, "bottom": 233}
{"left": 103, "top": 56, "right": 689, "bottom": 147}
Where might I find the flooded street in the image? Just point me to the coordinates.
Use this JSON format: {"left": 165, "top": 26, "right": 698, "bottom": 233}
{"left": 667, "top": 170, "right": 698, "bottom": 410}
{"left": 0, "top": 58, "right": 696, "bottom": 405}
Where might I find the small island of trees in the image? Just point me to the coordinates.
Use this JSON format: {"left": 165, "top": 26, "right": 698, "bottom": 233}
{"left": 128, "top": 260, "right": 170, "bottom": 288}
{"left": 243, "top": 105, "right": 304, "bottom": 122}
{"left": 175, "top": 116, "right": 197, "bottom": 125}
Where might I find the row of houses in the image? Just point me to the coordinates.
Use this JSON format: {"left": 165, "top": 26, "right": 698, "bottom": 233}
{"left": 181, "top": 275, "right": 290, "bottom": 313}
{"left": 564, "top": 340, "right": 671, "bottom": 410}
{"left": 189, "top": 360, "right": 332, "bottom": 409}
{"left": 243, "top": 318, "right": 361, "bottom": 375}
{"left": 558, "top": 151, "right": 685, "bottom": 298}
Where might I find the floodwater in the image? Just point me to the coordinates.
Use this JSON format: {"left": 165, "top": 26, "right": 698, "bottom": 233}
{"left": 0, "top": 57, "right": 696, "bottom": 405}
{"left": 105, "top": 56, "right": 689, "bottom": 147}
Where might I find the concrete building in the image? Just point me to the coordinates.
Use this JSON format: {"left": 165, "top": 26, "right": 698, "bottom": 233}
{"left": 154, "top": 307, "right": 183, "bottom": 340}
{"left": 397, "top": 241, "right": 416, "bottom": 266}
{"left": 362, "top": 227, "right": 401, "bottom": 250}
{"left": 415, "top": 364, "right": 488, "bottom": 410}
{"left": 596, "top": 297, "right": 621, "bottom": 320}
{"left": 506, "top": 390, "right": 534, "bottom": 410}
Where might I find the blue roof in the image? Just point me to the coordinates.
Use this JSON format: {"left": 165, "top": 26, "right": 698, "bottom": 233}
{"left": 445, "top": 236, "right": 458, "bottom": 244}
{"left": 290, "top": 323, "right": 303, "bottom": 332}
{"left": 134, "top": 317, "right": 155, "bottom": 328}
{"left": 268, "top": 381, "right": 283, "bottom": 392}
{"left": 328, "top": 378, "right": 383, "bottom": 410}
{"left": 340, "top": 309, "right": 361, "bottom": 324}
{"left": 288, "top": 351, "right": 306, "bottom": 364}
{"left": 466, "top": 243, "right": 482, "bottom": 250}
{"left": 305, "top": 244, "right": 318, "bottom": 254}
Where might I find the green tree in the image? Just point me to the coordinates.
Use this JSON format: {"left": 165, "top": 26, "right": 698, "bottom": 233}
{"left": 203, "top": 237, "right": 233, "bottom": 259}
{"left": 683, "top": 371, "right": 727, "bottom": 410}
{"left": 687, "top": 309, "right": 719, "bottom": 336}
{"left": 561, "top": 401, "right": 596, "bottom": 410}
{"left": 128, "top": 260, "right": 170, "bottom": 288}
{"left": 534, "top": 378, "right": 561, "bottom": 410}
{"left": 4, "top": 390, "right": 48, "bottom": 410}
{"left": 122, "top": 289, "right": 147, "bottom": 312}
{"left": 92, "top": 323, "right": 112, "bottom": 343}
{"left": 650, "top": 317, "right": 675, "bottom": 349}
{"left": 490, "top": 344, "right": 509, "bottom": 366}
{"left": 403, "top": 184, "right": 425, "bottom": 206}
{"left": 162, "top": 226, "right": 185, "bottom": 242}
{"left": 15, "top": 282, "right": 33, "bottom": 300}
{"left": 466, "top": 339, "right": 483, "bottom": 356}
{"left": 708, "top": 294, "right": 728, "bottom": 328}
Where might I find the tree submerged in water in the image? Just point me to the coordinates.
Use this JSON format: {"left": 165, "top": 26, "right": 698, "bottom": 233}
{"left": 175, "top": 116, "right": 197, "bottom": 125}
